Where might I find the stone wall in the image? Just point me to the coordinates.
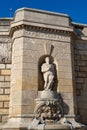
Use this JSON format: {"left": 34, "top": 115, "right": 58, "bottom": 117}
{"left": 0, "top": 63, "right": 11, "bottom": 123}
{"left": 74, "top": 39, "right": 87, "bottom": 124}
{"left": 3, "top": 8, "right": 78, "bottom": 130}
{"left": 0, "top": 8, "right": 87, "bottom": 129}
{"left": 0, "top": 19, "right": 12, "bottom": 125}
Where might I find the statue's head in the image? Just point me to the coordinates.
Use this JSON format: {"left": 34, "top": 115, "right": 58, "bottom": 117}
{"left": 45, "top": 57, "right": 50, "bottom": 63}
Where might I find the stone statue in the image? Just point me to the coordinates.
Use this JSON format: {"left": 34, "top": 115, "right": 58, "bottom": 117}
{"left": 41, "top": 57, "right": 55, "bottom": 90}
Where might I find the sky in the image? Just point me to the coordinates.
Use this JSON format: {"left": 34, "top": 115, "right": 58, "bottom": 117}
{"left": 0, "top": 0, "right": 87, "bottom": 24}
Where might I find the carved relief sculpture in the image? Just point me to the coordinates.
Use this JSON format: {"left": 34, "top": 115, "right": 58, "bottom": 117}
{"left": 34, "top": 100, "right": 63, "bottom": 124}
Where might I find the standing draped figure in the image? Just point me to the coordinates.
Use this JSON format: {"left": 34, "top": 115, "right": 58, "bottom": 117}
{"left": 41, "top": 57, "right": 55, "bottom": 90}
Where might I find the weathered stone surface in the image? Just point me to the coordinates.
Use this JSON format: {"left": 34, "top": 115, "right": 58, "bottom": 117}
{"left": 0, "top": 89, "right": 3, "bottom": 94}
{"left": 0, "top": 82, "right": 10, "bottom": 88}
{"left": 4, "top": 89, "right": 10, "bottom": 95}
{"left": 0, "top": 7, "right": 87, "bottom": 130}
{"left": 6, "top": 64, "right": 11, "bottom": 69}
{"left": 4, "top": 76, "right": 10, "bottom": 82}
{"left": 2, "top": 115, "right": 8, "bottom": 122}
{"left": 0, "top": 76, "right": 4, "bottom": 82}
{"left": 0, "top": 64, "right": 5, "bottom": 69}
{"left": 0, "top": 109, "right": 9, "bottom": 115}
{"left": 75, "top": 37, "right": 87, "bottom": 124}
{"left": 3, "top": 102, "right": 9, "bottom": 108}
{"left": 0, "top": 95, "right": 9, "bottom": 101}
{"left": 0, "top": 102, "right": 3, "bottom": 108}
{"left": 0, "top": 70, "right": 11, "bottom": 76}
{"left": 14, "top": 8, "right": 70, "bottom": 26}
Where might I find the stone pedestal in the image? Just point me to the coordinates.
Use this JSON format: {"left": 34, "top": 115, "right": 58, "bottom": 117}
{"left": 2, "top": 118, "right": 30, "bottom": 130}
{"left": 36, "top": 124, "right": 70, "bottom": 130}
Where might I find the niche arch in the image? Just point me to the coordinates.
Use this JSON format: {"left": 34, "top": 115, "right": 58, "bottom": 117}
{"left": 38, "top": 55, "right": 58, "bottom": 91}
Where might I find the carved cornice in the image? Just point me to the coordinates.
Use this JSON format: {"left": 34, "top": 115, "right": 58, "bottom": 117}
{"left": 9, "top": 23, "right": 75, "bottom": 37}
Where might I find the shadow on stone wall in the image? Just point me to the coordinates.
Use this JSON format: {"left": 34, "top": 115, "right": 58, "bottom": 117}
{"left": 59, "top": 93, "right": 69, "bottom": 115}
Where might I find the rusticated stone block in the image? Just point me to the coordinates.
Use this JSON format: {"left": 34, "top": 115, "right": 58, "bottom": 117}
{"left": 0, "top": 115, "right": 2, "bottom": 122}
{"left": 74, "top": 55, "right": 80, "bottom": 60}
{"left": 80, "top": 55, "right": 87, "bottom": 60}
{"left": 0, "top": 109, "right": 9, "bottom": 114}
{"left": 59, "top": 85, "right": 73, "bottom": 92}
{"left": 79, "top": 66, "right": 87, "bottom": 72}
{"left": 0, "top": 70, "right": 11, "bottom": 76}
{"left": 59, "top": 78, "right": 73, "bottom": 86}
{"left": 61, "top": 92, "right": 73, "bottom": 100}
{"left": 4, "top": 102, "right": 9, "bottom": 108}
{"left": 76, "top": 78, "right": 84, "bottom": 83}
{"left": 77, "top": 60, "right": 87, "bottom": 66}
{"left": 58, "top": 66, "right": 72, "bottom": 72}
{"left": 0, "top": 102, "right": 3, "bottom": 108}
{"left": 9, "top": 106, "right": 23, "bottom": 116}
{"left": 0, "top": 64, "right": 5, "bottom": 69}
{"left": 22, "top": 105, "right": 34, "bottom": 114}
{"left": 0, "top": 76, "right": 4, "bottom": 81}
{"left": 0, "top": 82, "right": 10, "bottom": 88}
{"left": 0, "top": 95, "right": 9, "bottom": 101}
{"left": 76, "top": 83, "right": 83, "bottom": 90}
{"left": 76, "top": 89, "right": 81, "bottom": 96}
{"left": 4, "top": 88, "right": 10, "bottom": 95}
{"left": 2, "top": 115, "right": 8, "bottom": 122}
{"left": 4, "top": 76, "right": 10, "bottom": 82}
{"left": 75, "top": 66, "right": 79, "bottom": 71}
{"left": 74, "top": 49, "right": 79, "bottom": 54}
{"left": 79, "top": 50, "right": 87, "bottom": 55}
{"left": 58, "top": 60, "right": 71, "bottom": 66}
{"left": 59, "top": 72, "right": 72, "bottom": 79}
{"left": 77, "top": 72, "right": 86, "bottom": 78}
{"left": 0, "top": 89, "right": 3, "bottom": 94}
{"left": 6, "top": 64, "right": 11, "bottom": 69}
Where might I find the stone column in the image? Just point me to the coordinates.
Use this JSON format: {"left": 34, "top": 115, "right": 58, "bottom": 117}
{"left": 2, "top": 30, "right": 29, "bottom": 130}
{"left": 2, "top": 12, "right": 38, "bottom": 130}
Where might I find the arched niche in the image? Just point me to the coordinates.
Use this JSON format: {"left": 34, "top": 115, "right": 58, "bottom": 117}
{"left": 38, "top": 55, "right": 58, "bottom": 91}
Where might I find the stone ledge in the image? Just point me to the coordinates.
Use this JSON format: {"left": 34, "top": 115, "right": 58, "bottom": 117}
{"left": 10, "top": 23, "right": 73, "bottom": 37}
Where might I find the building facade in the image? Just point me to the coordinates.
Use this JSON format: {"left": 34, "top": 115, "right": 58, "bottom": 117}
{"left": 0, "top": 8, "right": 87, "bottom": 129}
